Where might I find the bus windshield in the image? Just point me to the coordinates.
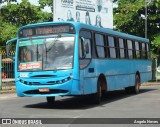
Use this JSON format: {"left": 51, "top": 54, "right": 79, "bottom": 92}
{"left": 18, "top": 36, "right": 74, "bottom": 71}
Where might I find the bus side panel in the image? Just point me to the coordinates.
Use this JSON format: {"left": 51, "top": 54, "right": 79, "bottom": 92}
{"left": 80, "top": 60, "right": 97, "bottom": 94}
{"left": 94, "top": 59, "right": 131, "bottom": 91}
{"left": 136, "top": 60, "right": 152, "bottom": 83}
{"left": 80, "top": 59, "right": 152, "bottom": 95}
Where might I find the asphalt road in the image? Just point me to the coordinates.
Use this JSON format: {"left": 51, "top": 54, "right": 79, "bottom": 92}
{"left": 0, "top": 85, "right": 160, "bottom": 127}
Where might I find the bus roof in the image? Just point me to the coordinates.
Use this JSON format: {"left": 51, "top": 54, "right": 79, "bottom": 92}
{"left": 19, "top": 21, "right": 149, "bottom": 43}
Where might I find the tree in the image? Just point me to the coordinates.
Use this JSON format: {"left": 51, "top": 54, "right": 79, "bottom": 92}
{"left": 0, "top": 0, "right": 52, "bottom": 47}
{"left": 114, "top": 0, "right": 160, "bottom": 56}
{"left": 39, "top": 0, "right": 52, "bottom": 10}
{"left": 0, "top": 22, "right": 17, "bottom": 45}
{"left": 1, "top": 0, "right": 52, "bottom": 27}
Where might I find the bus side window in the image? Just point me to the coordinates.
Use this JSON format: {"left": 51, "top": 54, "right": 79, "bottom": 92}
{"left": 127, "top": 40, "right": 133, "bottom": 59}
{"left": 146, "top": 43, "right": 150, "bottom": 59}
{"left": 95, "top": 34, "right": 105, "bottom": 58}
{"left": 141, "top": 43, "right": 146, "bottom": 59}
{"left": 119, "top": 38, "right": 125, "bottom": 59}
{"left": 135, "top": 41, "right": 140, "bottom": 59}
{"left": 108, "top": 36, "right": 116, "bottom": 58}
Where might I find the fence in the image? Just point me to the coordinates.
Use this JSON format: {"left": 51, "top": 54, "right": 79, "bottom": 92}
{"left": 0, "top": 50, "right": 15, "bottom": 91}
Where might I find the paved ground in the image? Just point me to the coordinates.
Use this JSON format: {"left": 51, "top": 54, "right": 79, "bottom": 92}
{"left": 0, "top": 85, "right": 160, "bottom": 127}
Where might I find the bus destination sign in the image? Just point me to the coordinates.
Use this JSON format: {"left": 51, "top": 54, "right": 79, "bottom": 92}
{"left": 19, "top": 25, "right": 75, "bottom": 38}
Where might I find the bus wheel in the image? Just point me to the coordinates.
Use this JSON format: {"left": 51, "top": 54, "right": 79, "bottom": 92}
{"left": 46, "top": 97, "right": 55, "bottom": 105}
{"left": 125, "top": 75, "right": 141, "bottom": 94}
{"left": 92, "top": 79, "right": 102, "bottom": 104}
{"left": 133, "top": 75, "right": 141, "bottom": 94}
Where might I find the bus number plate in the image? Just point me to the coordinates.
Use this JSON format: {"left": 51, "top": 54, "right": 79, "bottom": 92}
{"left": 39, "top": 88, "right": 50, "bottom": 92}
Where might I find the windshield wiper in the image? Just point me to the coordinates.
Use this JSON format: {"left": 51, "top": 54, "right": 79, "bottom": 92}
{"left": 29, "top": 37, "right": 41, "bottom": 61}
{"left": 44, "top": 34, "right": 61, "bottom": 63}
{"left": 45, "top": 34, "right": 61, "bottom": 52}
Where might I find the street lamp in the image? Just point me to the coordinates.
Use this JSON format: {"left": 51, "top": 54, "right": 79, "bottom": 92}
{"left": 145, "top": 0, "right": 155, "bottom": 38}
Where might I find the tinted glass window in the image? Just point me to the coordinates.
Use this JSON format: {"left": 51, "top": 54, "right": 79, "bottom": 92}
{"left": 127, "top": 40, "right": 133, "bottom": 59}
{"left": 135, "top": 41, "right": 140, "bottom": 59}
{"left": 141, "top": 43, "right": 146, "bottom": 59}
{"left": 119, "top": 38, "right": 125, "bottom": 58}
{"left": 79, "top": 30, "right": 92, "bottom": 69}
{"left": 95, "top": 34, "right": 105, "bottom": 58}
{"left": 146, "top": 44, "right": 150, "bottom": 59}
{"left": 95, "top": 34, "right": 104, "bottom": 46}
{"left": 108, "top": 36, "right": 116, "bottom": 58}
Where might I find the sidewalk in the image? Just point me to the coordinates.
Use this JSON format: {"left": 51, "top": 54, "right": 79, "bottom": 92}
{"left": 0, "top": 93, "right": 17, "bottom": 100}
{"left": 0, "top": 86, "right": 16, "bottom": 94}
{"left": 142, "top": 81, "right": 160, "bottom": 86}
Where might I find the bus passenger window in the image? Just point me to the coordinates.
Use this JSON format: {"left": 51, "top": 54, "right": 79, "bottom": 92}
{"left": 127, "top": 40, "right": 133, "bottom": 59}
{"left": 142, "top": 43, "right": 146, "bottom": 59}
{"left": 135, "top": 41, "right": 140, "bottom": 59}
{"left": 146, "top": 44, "right": 150, "bottom": 59}
{"left": 119, "top": 38, "right": 125, "bottom": 59}
{"left": 95, "top": 34, "right": 105, "bottom": 58}
{"left": 141, "top": 43, "right": 145, "bottom": 59}
{"left": 108, "top": 36, "right": 116, "bottom": 58}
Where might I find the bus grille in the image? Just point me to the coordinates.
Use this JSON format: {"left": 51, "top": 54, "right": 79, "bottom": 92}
{"left": 19, "top": 77, "right": 71, "bottom": 85}
{"left": 24, "top": 89, "right": 68, "bottom": 95}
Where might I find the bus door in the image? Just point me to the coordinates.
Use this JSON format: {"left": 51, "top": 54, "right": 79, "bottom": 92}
{"left": 79, "top": 37, "right": 95, "bottom": 94}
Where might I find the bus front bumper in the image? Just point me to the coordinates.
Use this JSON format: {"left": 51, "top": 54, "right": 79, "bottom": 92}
{"left": 16, "top": 79, "right": 81, "bottom": 97}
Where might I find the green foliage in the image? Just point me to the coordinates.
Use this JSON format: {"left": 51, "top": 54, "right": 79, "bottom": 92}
{"left": 0, "top": 22, "right": 17, "bottom": 45}
{"left": 0, "top": 0, "right": 52, "bottom": 49}
{"left": 151, "top": 33, "right": 160, "bottom": 56}
{"left": 39, "top": 0, "right": 52, "bottom": 10}
{"left": 1, "top": 0, "right": 52, "bottom": 26}
{"left": 114, "top": 0, "right": 160, "bottom": 56}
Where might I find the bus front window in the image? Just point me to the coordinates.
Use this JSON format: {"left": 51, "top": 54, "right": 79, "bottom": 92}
{"left": 18, "top": 36, "right": 74, "bottom": 71}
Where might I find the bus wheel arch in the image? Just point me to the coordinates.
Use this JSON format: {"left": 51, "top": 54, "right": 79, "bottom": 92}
{"left": 136, "top": 71, "right": 141, "bottom": 83}
{"left": 98, "top": 74, "right": 107, "bottom": 93}
{"left": 125, "top": 72, "right": 141, "bottom": 94}
{"left": 134, "top": 72, "right": 141, "bottom": 94}
{"left": 92, "top": 74, "right": 107, "bottom": 104}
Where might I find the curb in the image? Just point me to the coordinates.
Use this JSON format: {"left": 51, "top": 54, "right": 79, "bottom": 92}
{"left": 0, "top": 89, "right": 16, "bottom": 94}
{"left": 142, "top": 82, "right": 160, "bottom": 86}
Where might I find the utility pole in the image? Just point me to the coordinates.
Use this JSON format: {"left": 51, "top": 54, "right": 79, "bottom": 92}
{"left": 145, "top": 0, "right": 148, "bottom": 38}
{"left": 145, "top": 0, "right": 156, "bottom": 38}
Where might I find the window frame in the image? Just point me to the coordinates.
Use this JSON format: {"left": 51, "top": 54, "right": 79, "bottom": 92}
{"left": 118, "top": 38, "right": 126, "bottom": 59}
{"left": 107, "top": 36, "right": 117, "bottom": 59}
{"left": 127, "top": 39, "right": 134, "bottom": 59}
{"left": 79, "top": 29, "right": 92, "bottom": 69}
{"left": 95, "top": 33, "right": 105, "bottom": 58}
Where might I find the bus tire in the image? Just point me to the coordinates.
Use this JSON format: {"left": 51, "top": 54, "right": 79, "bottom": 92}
{"left": 46, "top": 96, "right": 55, "bottom": 105}
{"left": 132, "top": 75, "right": 141, "bottom": 94}
{"left": 125, "top": 75, "right": 141, "bottom": 94}
{"left": 92, "top": 79, "right": 102, "bottom": 104}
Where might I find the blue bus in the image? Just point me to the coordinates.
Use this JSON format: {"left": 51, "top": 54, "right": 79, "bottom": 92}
{"left": 6, "top": 22, "right": 152, "bottom": 104}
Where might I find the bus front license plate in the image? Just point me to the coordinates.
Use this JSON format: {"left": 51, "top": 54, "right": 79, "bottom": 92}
{"left": 39, "top": 88, "right": 50, "bottom": 92}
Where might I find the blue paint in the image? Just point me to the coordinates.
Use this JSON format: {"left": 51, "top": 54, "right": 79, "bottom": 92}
{"left": 6, "top": 22, "right": 151, "bottom": 98}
